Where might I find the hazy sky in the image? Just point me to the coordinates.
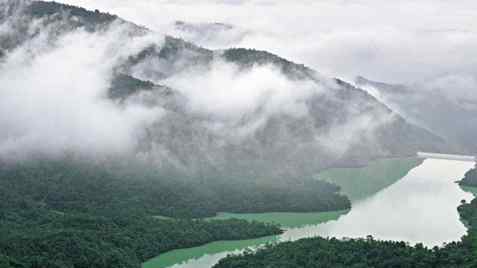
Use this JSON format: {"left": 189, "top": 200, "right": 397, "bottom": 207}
{"left": 56, "top": 0, "right": 477, "bottom": 85}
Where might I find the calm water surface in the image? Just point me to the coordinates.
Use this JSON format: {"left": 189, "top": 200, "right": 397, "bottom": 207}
{"left": 143, "top": 158, "right": 475, "bottom": 268}
{"left": 283, "top": 159, "right": 474, "bottom": 245}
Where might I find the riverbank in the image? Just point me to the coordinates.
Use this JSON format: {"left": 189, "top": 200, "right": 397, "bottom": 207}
{"left": 143, "top": 210, "right": 349, "bottom": 268}
{"left": 209, "top": 210, "right": 348, "bottom": 228}
{"left": 214, "top": 163, "right": 477, "bottom": 268}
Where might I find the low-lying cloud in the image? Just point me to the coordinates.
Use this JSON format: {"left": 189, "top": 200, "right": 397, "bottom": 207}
{"left": 0, "top": 1, "right": 444, "bottom": 174}
{"left": 161, "top": 61, "right": 317, "bottom": 120}
{"left": 0, "top": 20, "right": 164, "bottom": 161}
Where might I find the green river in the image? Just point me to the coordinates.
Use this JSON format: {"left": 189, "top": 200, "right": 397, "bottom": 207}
{"left": 143, "top": 157, "right": 475, "bottom": 268}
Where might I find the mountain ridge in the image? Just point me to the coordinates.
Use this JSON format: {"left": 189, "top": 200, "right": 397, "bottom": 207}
{"left": 0, "top": 0, "right": 447, "bottom": 177}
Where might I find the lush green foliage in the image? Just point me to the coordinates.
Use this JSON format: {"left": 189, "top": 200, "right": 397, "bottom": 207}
{"left": 0, "top": 158, "right": 349, "bottom": 218}
{"left": 0, "top": 158, "right": 287, "bottom": 268}
{"left": 0, "top": 157, "right": 350, "bottom": 267}
{"left": 0, "top": 208, "right": 281, "bottom": 268}
{"left": 215, "top": 237, "right": 474, "bottom": 268}
{"left": 215, "top": 166, "right": 477, "bottom": 268}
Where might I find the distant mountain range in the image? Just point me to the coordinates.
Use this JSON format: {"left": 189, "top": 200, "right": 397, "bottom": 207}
{"left": 356, "top": 76, "right": 477, "bottom": 154}
{"left": 0, "top": 0, "right": 447, "bottom": 182}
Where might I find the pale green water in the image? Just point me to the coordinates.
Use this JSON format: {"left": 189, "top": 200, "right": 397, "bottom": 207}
{"left": 143, "top": 211, "right": 347, "bottom": 268}
{"left": 211, "top": 210, "right": 348, "bottom": 228}
{"left": 317, "top": 157, "right": 423, "bottom": 201}
{"left": 461, "top": 186, "right": 477, "bottom": 197}
{"left": 143, "top": 158, "right": 474, "bottom": 268}
{"left": 282, "top": 159, "right": 474, "bottom": 245}
{"left": 142, "top": 235, "right": 278, "bottom": 268}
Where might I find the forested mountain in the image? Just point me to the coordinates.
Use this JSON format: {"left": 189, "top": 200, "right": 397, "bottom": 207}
{"left": 121, "top": 44, "right": 445, "bottom": 180}
{"left": 1, "top": 1, "right": 446, "bottom": 181}
{"left": 0, "top": 1, "right": 457, "bottom": 267}
{"left": 356, "top": 76, "right": 477, "bottom": 154}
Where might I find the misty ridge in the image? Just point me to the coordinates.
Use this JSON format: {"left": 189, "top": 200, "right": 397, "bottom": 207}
{"left": 0, "top": 0, "right": 448, "bottom": 184}
{"left": 355, "top": 76, "right": 477, "bottom": 154}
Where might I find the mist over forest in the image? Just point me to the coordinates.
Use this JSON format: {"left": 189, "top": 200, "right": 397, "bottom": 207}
{"left": 0, "top": 1, "right": 476, "bottom": 268}
{"left": 0, "top": 0, "right": 449, "bottom": 178}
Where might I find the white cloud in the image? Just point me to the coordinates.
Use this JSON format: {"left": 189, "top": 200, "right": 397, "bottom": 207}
{"left": 0, "top": 22, "right": 165, "bottom": 161}
{"left": 161, "top": 60, "right": 318, "bottom": 120}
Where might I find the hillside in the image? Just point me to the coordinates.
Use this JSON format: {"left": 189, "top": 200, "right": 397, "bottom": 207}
{"left": 356, "top": 76, "right": 477, "bottom": 154}
{"left": 0, "top": 0, "right": 448, "bottom": 205}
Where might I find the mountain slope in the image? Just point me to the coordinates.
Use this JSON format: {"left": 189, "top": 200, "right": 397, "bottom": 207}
{"left": 0, "top": 0, "right": 446, "bottom": 180}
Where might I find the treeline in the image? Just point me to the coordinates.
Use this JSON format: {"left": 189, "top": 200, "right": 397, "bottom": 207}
{"left": 214, "top": 179, "right": 477, "bottom": 268}
{"left": 27, "top": 1, "right": 117, "bottom": 26}
{"left": 222, "top": 48, "right": 315, "bottom": 80}
{"left": 215, "top": 237, "right": 473, "bottom": 268}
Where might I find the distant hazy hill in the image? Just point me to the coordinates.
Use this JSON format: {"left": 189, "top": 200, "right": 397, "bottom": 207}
{"left": 356, "top": 76, "right": 477, "bottom": 154}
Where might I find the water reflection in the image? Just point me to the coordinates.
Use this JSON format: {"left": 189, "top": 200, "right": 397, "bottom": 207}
{"left": 281, "top": 159, "right": 475, "bottom": 246}
{"left": 168, "top": 251, "right": 239, "bottom": 268}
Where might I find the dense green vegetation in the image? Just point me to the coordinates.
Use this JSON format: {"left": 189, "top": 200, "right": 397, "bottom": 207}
{"left": 214, "top": 235, "right": 474, "bottom": 268}
{"left": 0, "top": 158, "right": 287, "bottom": 268}
{"left": 0, "top": 208, "right": 281, "bottom": 268}
{"left": 0, "top": 157, "right": 350, "bottom": 267}
{"left": 0, "top": 158, "right": 350, "bottom": 219}
{"left": 215, "top": 166, "right": 477, "bottom": 268}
